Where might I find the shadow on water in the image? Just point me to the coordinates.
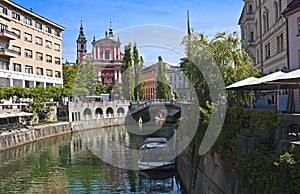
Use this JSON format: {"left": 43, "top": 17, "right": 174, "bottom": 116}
{"left": 0, "top": 125, "right": 184, "bottom": 193}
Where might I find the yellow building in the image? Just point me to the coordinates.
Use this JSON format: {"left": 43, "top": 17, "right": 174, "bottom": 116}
{"left": 0, "top": 0, "right": 65, "bottom": 87}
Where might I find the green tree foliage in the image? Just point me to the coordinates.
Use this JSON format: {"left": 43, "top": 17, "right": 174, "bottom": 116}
{"left": 95, "top": 80, "right": 107, "bottom": 95}
{"left": 62, "top": 62, "right": 78, "bottom": 94}
{"left": 132, "top": 43, "right": 145, "bottom": 100}
{"left": 156, "top": 56, "right": 171, "bottom": 99}
{"left": 74, "top": 62, "right": 98, "bottom": 95}
{"left": 122, "top": 43, "right": 134, "bottom": 100}
{"left": 182, "top": 31, "right": 259, "bottom": 106}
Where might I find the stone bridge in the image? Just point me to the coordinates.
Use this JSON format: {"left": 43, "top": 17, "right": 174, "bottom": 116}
{"left": 58, "top": 100, "right": 130, "bottom": 122}
{"left": 128, "top": 100, "right": 183, "bottom": 123}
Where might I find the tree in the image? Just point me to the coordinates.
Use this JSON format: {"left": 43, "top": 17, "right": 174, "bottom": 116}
{"left": 181, "top": 31, "right": 259, "bottom": 106}
{"left": 121, "top": 43, "right": 134, "bottom": 100}
{"left": 74, "top": 61, "right": 98, "bottom": 95}
{"left": 62, "top": 62, "right": 78, "bottom": 94}
{"left": 132, "top": 43, "right": 145, "bottom": 100}
{"left": 156, "top": 56, "right": 171, "bottom": 99}
{"left": 95, "top": 80, "right": 107, "bottom": 95}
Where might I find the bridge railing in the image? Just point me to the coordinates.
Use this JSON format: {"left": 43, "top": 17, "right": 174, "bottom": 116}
{"left": 130, "top": 99, "right": 182, "bottom": 114}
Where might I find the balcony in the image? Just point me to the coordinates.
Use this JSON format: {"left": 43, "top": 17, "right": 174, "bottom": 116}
{"left": 0, "top": 29, "right": 18, "bottom": 40}
{"left": 0, "top": 48, "right": 19, "bottom": 58}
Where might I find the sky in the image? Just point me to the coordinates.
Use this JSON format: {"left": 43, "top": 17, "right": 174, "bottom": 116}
{"left": 12, "top": 0, "right": 244, "bottom": 66}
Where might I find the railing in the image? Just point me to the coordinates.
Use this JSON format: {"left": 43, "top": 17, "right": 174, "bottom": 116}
{"left": 130, "top": 99, "right": 182, "bottom": 114}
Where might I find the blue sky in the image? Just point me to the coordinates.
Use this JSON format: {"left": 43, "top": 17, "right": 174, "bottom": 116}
{"left": 12, "top": 0, "right": 243, "bottom": 65}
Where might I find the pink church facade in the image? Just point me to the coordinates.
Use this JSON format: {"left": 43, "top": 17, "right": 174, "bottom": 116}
{"left": 77, "top": 21, "right": 123, "bottom": 88}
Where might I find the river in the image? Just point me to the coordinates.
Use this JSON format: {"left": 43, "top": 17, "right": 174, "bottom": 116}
{"left": 0, "top": 124, "right": 184, "bottom": 193}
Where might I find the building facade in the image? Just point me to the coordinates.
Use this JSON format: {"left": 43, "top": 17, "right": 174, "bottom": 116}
{"left": 76, "top": 21, "right": 123, "bottom": 88}
{"left": 283, "top": 0, "right": 300, "bottom": 112}
{"left": 0, "top": 0, "right": 65, "bottom": 87}
{"left": 142, "top": 61, "right": 189, "bottom": 100}
{"left": 239, "top": 0, "right": 292, "bottom": 74}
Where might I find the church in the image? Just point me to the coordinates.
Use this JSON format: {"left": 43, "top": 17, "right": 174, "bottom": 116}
{"left": 76, "top": 20, "right": 123, "bottom": 88}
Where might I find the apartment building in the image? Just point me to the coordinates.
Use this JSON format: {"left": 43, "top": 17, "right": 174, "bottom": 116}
{"left": 239, "top": 0, "right": 292, "bottom": 74}
{"left": 0, "top": 0, "right": 65, "bottom": 88}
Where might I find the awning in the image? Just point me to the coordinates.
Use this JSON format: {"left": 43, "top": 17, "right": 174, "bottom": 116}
{"left": 16, "top": 112, "right": 34, "bottom": 117}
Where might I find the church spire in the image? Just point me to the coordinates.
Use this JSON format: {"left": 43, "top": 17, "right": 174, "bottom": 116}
{"left": 108, "top": 19, "right": 114, "bottom": 38}
{"left": 187, "top": 10, "right": 191, "bottom": 35}
{"left": 78, "top": 18, "right": 86, "bottom": 40}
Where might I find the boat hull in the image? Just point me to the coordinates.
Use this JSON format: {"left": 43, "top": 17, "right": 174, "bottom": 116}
{"left": 138, "top": 161, "right": 175, "bottom": 170}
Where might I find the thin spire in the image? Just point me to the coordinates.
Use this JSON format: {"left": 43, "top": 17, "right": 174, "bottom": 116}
{"left": 108, "top": 19, "right": 114, "bottom": 37}
{"left": 187, "top": 10, "right": 191, "bottom": 35}
{"left": 78, "top": 18, "right": 86, "bottom": 40}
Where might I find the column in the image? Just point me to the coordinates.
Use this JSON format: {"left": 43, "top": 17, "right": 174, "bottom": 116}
{"left": 114, "top": 69, "right": 117, "bottom": 82}
{"left": 114, "top": 47, "right": 116, "bottom": 59}
{"left": 118, "top": 70, "right": 122, "bottom": 83}
{"left": 22, "top": 80, "right": 25, "bottom": 88}
{"left": 9, "top": 78, "right": 13, "bottom": 86}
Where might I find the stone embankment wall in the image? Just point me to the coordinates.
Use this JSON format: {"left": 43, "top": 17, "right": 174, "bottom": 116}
{"left": 177, "top": 149, "right": 241, "bottom": 194}
{"left": 0, "top": 117, "right": 125, "bottom": 152}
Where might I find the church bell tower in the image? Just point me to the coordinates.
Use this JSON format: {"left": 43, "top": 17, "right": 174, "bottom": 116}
{"left": 76, "top": 19, "right": 87, "bottom": 64}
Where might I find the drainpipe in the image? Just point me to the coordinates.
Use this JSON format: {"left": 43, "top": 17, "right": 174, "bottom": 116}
{"left": 259, "top": 0, "right": 264, "bottom": 74}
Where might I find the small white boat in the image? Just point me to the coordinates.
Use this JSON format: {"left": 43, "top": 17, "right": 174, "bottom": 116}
{"left": 138, "top": 137, "right": 175, "bottom": 170}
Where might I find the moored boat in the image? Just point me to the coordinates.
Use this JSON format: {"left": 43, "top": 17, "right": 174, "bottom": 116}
{"left": 138, "top": 137, "right": 175, "bottom": 170}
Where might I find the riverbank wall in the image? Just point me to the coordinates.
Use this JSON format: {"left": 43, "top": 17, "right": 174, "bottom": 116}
{"left": 0, "top": 117, "right": 125, "bottom": 152}
{"left": 176, "top": 149, "right": 240, "bottom": 194}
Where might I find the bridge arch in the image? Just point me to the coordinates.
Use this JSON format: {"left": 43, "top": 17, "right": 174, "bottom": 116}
{"left": 106, "top": 107, "right": 114, "bottom": 114}
{"left": 117, "top": 107, "right": 125, "bottom": 114}
{"left": 95, "top": 108, "right": 103, "bottom": 115}
{"left": 83, "top": 108, "right": 92, "bottom": 119}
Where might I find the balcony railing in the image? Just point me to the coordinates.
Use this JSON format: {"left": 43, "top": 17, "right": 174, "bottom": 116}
{"left": 0, "top": 48, "right": 19, "bottom": 58}
{"left": 0, "top": 29, "right": 18, "bottom": 40}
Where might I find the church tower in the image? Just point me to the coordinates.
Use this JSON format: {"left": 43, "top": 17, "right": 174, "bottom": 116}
{"left": 76, "top": 20, "right": 87, "bottom": 64}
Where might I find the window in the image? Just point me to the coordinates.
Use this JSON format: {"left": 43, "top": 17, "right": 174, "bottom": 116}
{"left": 35, "top": 36, "right": 42, "bottom": 45}
{"left": 0, "top": 60, "right": 9, "bottom": 70}
{"left": 24, "top": 16, "right": 32, "bottom": 26}
{"left": 12, "top": 28, "right": 20, "bottom": 38}
{"left": 24, "top": 32, "right": 32, "bottom": 42}
{"left": 265, "top": 43, "right": 270, "bottom": 59}
{"left": 0, "top": 23, "right": 7, "bottom": 30}
{"left": 274, "top": 1, "right": 279, "bottom": 21}
{"left": 45, "top": 40, "right": 52, "bottom": 49}
{"left": 105, "top": 50, "right": 110, "bottom": 59}
{"left": 249, "top": 4, "right": 253, "bottom": 13}
{"left": 12, "top": 45, "right": 21, "bottom": 55}
{"left": 24, "top": 49, "right": 32, "bottom": 58}
{"left": 45, "top": 26, "right": 51, "bottom": 34}
{"left": 25, "top": 65, "right": 33, "bottom": 74}
{"left": 55, "top": 57, "right": 61, "bottom": 65}
{"left": 298, "top": 50, "right": 300, "bottom": 68}
{"left": 36, "top": 52, "right": 43, "bottom": 61}
{"left": 36, "top": 67, "right": 43, "bottom": 75}
{"left": 0, "top": 6, "right": 7, "bottom": 15}
{"left": 12, "top": 11, "right": 20, "bottom": 21}
{"left": 298, "top": 17, "right": 300, "bottom": 35}
{"left": 0, "top": 41, "right": 7, "bottom": 48}
{"left": 250, "top": 31, "right": 254, "bottom": 42}
{"left": 13, "top": 63, "right": 21, "bottom": 72}
{"left": 256, "top": 49, "right": 260, "bottom": 64}
{"left": 54, "top": 30, "right": 60, "bottom": 37}
{"left": 35, "top": 22, "right": 42, "bottom": 30}
{"left": 46, "top": 55, "right": 52, "bottom": 63}
{"left": 277, "top": 33, "right": 284, "bottom": 53}
{"left": 54, "top": 43, "right": 60, "bottom": 51}
{"left": 46, "top": 69, "right": 53, "bottom": 77}
{"left": 55, "top": 71, "right": 61, "bottom": 78}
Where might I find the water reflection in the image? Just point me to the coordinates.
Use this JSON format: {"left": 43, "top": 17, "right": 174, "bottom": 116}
{"left": 0, "top": 125, "right": 183, "bottom": 193}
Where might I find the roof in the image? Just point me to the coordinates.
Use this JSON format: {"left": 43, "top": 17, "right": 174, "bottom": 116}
{"left": 282, "top": 0, "right": 300, "bottom": 15}
{"left": 7, "top": 0, "right": 65, "bottom": 30}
